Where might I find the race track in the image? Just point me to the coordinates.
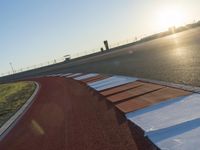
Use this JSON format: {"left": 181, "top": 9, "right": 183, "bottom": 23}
{"left": 0, "top": 77, "right": 137, "bottom": 150}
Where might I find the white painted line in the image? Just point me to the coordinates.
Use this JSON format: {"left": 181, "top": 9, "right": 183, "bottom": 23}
{"left": 59, "top": 73, "right": 71, "bottom": 77}
{"left": 0, "top": 82, "right": 40, "bottom": 141}
{"left": 126, "top": 93, "right": 200, "bottom": 149}
{"left": 65, "top": 73, "right": 76, "bottom": 77}
{"left": 62, "top": 73, "right": 73, "bottom": 77}
{"left": 126, "top": 94, "right": 200, "bottom": 134}
{"left": 148, "top": 118, "right": 200, "bottom": 150}
{"left": 65, "top": 73, "right": 72, "bottom": 75}
{"left": 88, "top": 76, "right": 137, "bottom": 91}
{"left": 66, "top": 73, "right": 82, "bottom": 78}
{"left": 88, "top": 76, "right": 122, "bottom": 87}
{"left": 95, "top": 77, "right": 137, "bottom": 91}
{"left": 74, "top": 73, "right": 98, "bottom": 80}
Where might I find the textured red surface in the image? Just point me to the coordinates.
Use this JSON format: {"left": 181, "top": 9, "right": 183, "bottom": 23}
{"left": 0, "top": 77, "right": 137, "bottom": 150}
{"left": 116, "top": 87, "right": 191, "bottom": 113}
{"left": 82, "top": 75, "right": 109, "bottom": 83}
{"left": 100, "top": 81, "right": 143, "bottom": 96}
{"left": 107, "top": 83, "right": 164, "bottom": 103}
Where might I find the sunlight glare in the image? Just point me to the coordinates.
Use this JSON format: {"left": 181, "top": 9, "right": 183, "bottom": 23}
{"left": 157, "top": 6, "right": 186, "bottom": 31}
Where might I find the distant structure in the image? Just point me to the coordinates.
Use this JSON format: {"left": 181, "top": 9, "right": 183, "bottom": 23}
{"left": 168, "top": 26, "right": 176, "bottom": 33}
{"left": 9, "top": 62, "right": 15, "bottom": 74}
{"left": 64, "top": 55, "right": 71, "bottom": 62}
{"left": 104, "top": 40, "right": 109, "bottom": 50}
{"left": 100, "top": 47, "right": 104, "bottom": 52}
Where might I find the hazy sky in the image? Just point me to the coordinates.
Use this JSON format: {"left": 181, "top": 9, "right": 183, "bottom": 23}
{"left": 1, "top": 0, "right": 200, "bottom": 75}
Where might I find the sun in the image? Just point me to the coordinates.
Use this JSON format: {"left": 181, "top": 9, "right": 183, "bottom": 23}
{"left": 157, "top": 6, "right": 186, "bottom": 31}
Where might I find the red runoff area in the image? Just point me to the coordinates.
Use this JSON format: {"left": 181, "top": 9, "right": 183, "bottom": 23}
{"left": 0, "top": 77, "right": 137, "bottom": 150}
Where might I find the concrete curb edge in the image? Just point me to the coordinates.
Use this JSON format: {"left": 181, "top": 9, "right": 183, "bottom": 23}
{"left": 0, "top": 81, "right": 40, "bottom": 141}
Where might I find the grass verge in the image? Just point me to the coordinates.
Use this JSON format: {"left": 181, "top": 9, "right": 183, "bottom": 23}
{"left": 0, "top": 81, "right": 36, "bottom": 127}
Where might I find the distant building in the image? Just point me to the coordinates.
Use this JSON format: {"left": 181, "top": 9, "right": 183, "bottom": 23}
{"left": 104, "top": 40, "right": 109, "bottom": 50}
{"left": 64, "top": 55, "right": 71, "bottom": 62}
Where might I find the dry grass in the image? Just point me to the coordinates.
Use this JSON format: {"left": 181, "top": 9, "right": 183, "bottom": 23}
{"left": 0, "top": 82, "right": 36, "bottom": 127}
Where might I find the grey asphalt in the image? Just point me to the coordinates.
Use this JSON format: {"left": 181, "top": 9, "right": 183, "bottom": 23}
{"left": 1, "top": 27, "right": 200, "bottom": 87}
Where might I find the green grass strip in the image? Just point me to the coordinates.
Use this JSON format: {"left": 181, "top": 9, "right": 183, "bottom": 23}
{"left": 0, "top": 82, "right": 36, "bottom": 127}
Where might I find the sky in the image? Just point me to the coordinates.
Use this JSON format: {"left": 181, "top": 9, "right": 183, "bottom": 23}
{"left": 0, "top": 0, "right": 200, "bottom": 75}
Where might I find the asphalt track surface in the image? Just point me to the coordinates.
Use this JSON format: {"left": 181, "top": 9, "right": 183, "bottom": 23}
{"left": 1, "top": 27, "right": 200, "bottom": 87}
{"left": 0, "top": 77, "right": 137, "bottom": 150}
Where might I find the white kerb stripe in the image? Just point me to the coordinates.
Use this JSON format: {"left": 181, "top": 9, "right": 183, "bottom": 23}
{"left": 74, "top": 73, "right": 98, "bottom": 80}
{"left": 126, "top": 94, "right": 200, "bottom": 134}
{"left": 89, "top": 76, "right": 132, "bottom": 87}
{"left": 95, "top": 77, "right": 137, "bottom": 91}
{"left": 88, "top": 76, "right": 116, "bottom": 87}
{"left": 66, "top": 73, "right": 82, "bottom": 78}
{"left": 148, "top": 118, "right": 200, "bottom": 150}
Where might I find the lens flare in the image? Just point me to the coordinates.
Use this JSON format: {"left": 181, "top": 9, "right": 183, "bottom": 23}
{"left": 157, "top": 5, "right": 186, "bottom": 31}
